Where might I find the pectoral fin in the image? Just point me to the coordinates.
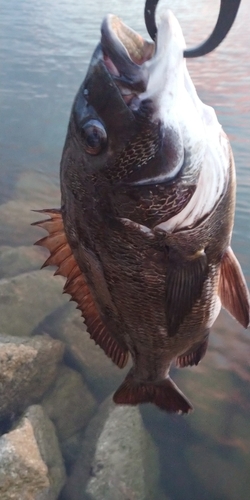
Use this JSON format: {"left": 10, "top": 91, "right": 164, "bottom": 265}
{"left": 165, "top": 249, "right": 209, "bottom": 336}
{"left": 219, "top": 246, "right": 250, "bottom": 328}
{"left": 32, "top": 209, "right": 129, "bottom": 368}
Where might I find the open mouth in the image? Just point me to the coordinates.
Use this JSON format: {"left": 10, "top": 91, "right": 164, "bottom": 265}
{"left": 102, "top": 15, "right": 155, "bottom": 68}
{"left": 101, "top": 15, "right": 155, "bottom": 104}
{"left": 100, "top": 10, "right": 186, "bottom": 110}
{"left": 99, "top": 12, "right": 189, "bottom": 184}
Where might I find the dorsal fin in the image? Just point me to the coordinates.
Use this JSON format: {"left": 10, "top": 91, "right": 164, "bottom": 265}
{"left": 32, "top": 209, "right": 129, "bottom": 368}
{"left": 219, "top": 246, "right": 250, "bottom": 328}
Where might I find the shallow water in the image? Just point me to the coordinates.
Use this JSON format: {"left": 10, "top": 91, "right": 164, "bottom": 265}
{"left": 1, "top": 0, "right": 250, "bottom": 498}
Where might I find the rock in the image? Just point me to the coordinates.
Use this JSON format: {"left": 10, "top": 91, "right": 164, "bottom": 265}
{"left": 25, "top": 405, "right": 66, "bottom": 499}
{"left": 0, "top": 412, "right": 49, "bottom": 500}
{"left": 0, "top": 199, "right": 44, "bottom": 247}
{"left": 0, "top": 245, "right": 45, "bottom": 279}
{"left": 14, "top": 170, "right": 60, "bottom": 208}
{"left": 61, "top": 397, "right": 161, "bottom": 500}
{"left": 35, "top": 302, "right": 130, "bottom": 399}
{"left": 42, "top": 366, "right": 97, "bottom": 467}
{"left": 0, "top": 334, "right": 64, "bottom": 420}
{"left": 0, "top": 269, "right": 68, "bottom": 337}
{"left": 0, "top": 170, "right": 60, "bottom": 247}
{"left": 0, "top": 405, "right": 66, "bottom": 500}
{"left": 59, "top": 429, "right": 86, "bottom": 472}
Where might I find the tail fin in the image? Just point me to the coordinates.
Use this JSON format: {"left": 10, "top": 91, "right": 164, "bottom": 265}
{"left": 113, "top": 373, "right": 193, "bottom": 414}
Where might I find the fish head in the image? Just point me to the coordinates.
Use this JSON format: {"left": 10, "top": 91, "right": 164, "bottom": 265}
{"left": 61, "top": 7, "right": 230, "bottom": 230}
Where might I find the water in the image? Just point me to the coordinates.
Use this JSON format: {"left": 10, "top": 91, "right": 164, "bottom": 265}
{"left": 0, "top": 0, "right": 250, "bottom": 498}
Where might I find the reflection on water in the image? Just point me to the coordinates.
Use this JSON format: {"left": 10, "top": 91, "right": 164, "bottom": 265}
{"left": 0, "top": 0, "right": 249, "bottom": 499}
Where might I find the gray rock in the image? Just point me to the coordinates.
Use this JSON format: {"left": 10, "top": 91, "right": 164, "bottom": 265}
{"left": 14, "top": 170, "right": 60, "bottom": 208}
{"left": 0, "top": 245, "right": 45, "bottom": 279}
{"left": 0, "top": 269, "right": 68, "bottom": 337}
{"left": 24, "top": 405, "right": 66, "bottom": 499}
{"left": 59, "top": 429, "right": 86, "bottom": 471}
{"left": 0, "top": 334, "right": 64, "bottom": 419}
{"left": 0, "top": 405, "right": 66, "bottom": 500}
{"left": 36, "top": 303, "right": 130, "bottom": 398}
{"left": 42, "top": 366, "right": 97, "bottom": 466}
{"left": 0, "top": 416, "right": 49, "bottom": 500}
{"left": 0, "top": 171, "right": 60, "bottom": 246}
{"left": 61, "top": 397, "right": 160, "bottom": 500}
{"left": 0, "top": 199, "right": 44, "bottom": 246}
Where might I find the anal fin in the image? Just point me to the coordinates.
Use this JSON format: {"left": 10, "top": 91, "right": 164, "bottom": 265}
{"left": 113, "top": 371, "right": 193, "bottom": 414}
{"left": 219, "top": 246, "right": 250, "bottom": 328}
{"left": 176, "top": 335, "right": 209, "bottom": 368}
{"left": 32, "top": 209, "right": 129, "bottom": 368}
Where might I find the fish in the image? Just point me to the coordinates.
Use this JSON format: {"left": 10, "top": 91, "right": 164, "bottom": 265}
{"left": 33, "top": 8, "right": 250, "bottom": 414}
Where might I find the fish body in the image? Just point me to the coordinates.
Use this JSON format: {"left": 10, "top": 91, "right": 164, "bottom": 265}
{"left": 35, "top": 9, "right": 250, "bottom": 413}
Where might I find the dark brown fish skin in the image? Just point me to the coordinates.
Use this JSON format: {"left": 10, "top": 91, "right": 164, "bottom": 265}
{"left": 61, "top": 136, "right": 233, "bottom": 366}
{"left": 36, "top": 17, "right": 250, "bottom": 414}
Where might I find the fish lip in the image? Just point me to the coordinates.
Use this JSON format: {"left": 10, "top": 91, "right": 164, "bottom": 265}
{"left": 101, "top": 15, "right": 154, "bottom": 93}
{"left": 100, "top": 11, "right": 187, "bottom": 115}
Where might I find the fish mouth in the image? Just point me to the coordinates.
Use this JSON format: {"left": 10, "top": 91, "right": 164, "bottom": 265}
{"left": 102, "top": 15, "right": 154, "bottom": 67}
{"left": 101, "top": 9, "right": 185, "bottom": 110}
{"left": 100, "top": 11, "right": 193, "bottom": 185}
{"left": 99, "top": 9, "right": 227, "bottom": 206}
{"left": 101, "top": 15, "right": 154, "bottom": 103}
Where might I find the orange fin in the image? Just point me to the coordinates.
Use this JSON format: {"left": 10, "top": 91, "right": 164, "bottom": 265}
{"left": 219, "top": 246, "right": 250, "bottom": 328}
{"left": 113, "top": 372, "right": 193, "bottom": 414}
{"left": 176, "top": 336, "right": 209, "bottom": 368}
{"left": 32, "top": 209, "right": 129, "bottom": 369}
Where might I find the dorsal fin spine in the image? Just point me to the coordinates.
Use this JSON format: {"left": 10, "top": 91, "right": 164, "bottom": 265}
{"left": 33, "top": 208, "right": 129, "bottom": 369}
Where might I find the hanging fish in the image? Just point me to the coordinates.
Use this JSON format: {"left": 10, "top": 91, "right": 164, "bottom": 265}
{"left": 34, "top": 8, "right": 250, "bottom": 414}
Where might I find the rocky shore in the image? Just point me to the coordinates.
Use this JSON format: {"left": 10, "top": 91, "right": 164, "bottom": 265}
{"left": 0, "top": 172, "right": 249, "bottom": 500}
{"left": 0, "top": 246, "right": 165, "bottom": 500}
{"left": 0, "top": 173, "right": 165, "bottom": 499}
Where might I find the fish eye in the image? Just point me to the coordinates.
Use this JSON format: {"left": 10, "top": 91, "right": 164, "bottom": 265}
{"left": 81, "top": 119, "right": 107, "bottom": 155}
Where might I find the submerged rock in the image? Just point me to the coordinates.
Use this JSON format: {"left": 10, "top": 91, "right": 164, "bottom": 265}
{"left": 42, "top": 366, "right": 97, "bottom": 467}
{"left": 14, "top": 170, "right": 60, "bottom": 208}
{"left": 0, "top": 269, "right": 68, "bottom": 337}
{"left": 0, "top": 171, "right": 60, "bottom": 246}
{"left": 36, "top": 302, "right": 130, "bottom": 399}
{"left": 42, "top": 366, "right": 97, "bottom": 442}
{"left": 59, "top": 429, "right": 86, "bottom": 473}
{"left": 0, "top": 405, "right": 66, "bottom": 500}
{"left": 61, "top": 397, "right": 161, "bottom": 500}
{"left": 0, "top": 334, "right": 64, "bottom": 420}
{"left": 0, "top": 245, "right": 44, "bottom": 279}
{"left": 0, "top": 199, "right": 43, "bottom": 246}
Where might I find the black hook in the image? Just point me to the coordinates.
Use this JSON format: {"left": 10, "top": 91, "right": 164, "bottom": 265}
{"left": 144, "top": 0, "right": 158, "bottom": 42}
{"left": 144, "top": 0, "right": 242, "bottom": 57}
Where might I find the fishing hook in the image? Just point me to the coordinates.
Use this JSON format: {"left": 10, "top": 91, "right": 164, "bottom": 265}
{"left": 144, "top": 0, "right": 242, "bottom": 57}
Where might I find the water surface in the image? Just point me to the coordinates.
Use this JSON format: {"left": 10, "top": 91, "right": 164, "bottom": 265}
{"left": 1, "top": 1, "right": 249, "bottom": 499}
